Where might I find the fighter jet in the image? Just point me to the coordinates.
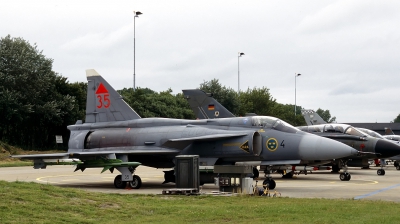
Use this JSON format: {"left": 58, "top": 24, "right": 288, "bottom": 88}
{"left": 365, "top": 127, "right": 400, "bottom": 170}
{"left": 10, "top": 71, "right": 357, "bottom": 190}
{"left": 300, "top": 109, "right": 400, "bottom": 176}
{"left": 182, "top": 89, "right": 366, "bottom": 182}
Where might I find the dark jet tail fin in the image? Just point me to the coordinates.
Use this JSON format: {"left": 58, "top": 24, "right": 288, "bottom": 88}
{"left": 385, "top": 127, "right": 395, "bottom": 135}
{"left": 182, "top": 89, "right": 235, "bottom": 119}
{"left": 301, "top": 109, "right": 327, "bottom": 125}
{"left": 85, "top": 69, "right": 141, "bottom": 123}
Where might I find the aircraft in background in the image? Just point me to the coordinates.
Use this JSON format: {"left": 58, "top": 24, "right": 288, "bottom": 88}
{"left": 182, "top": 90, "right": 400, "bottom": 180}
{"left": 384, "top": 127, "right": 400, "bottom": 142}
{"left": 381, "top": 127, "right": 400, "bottom": 169}
{"left": 10, "top": 70, "right": 358, "bottom": 190}
{"left": 301, "top": 109, "right": 400, "bottom": 175}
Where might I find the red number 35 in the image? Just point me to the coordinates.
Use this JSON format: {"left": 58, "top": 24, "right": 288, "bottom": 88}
{"left": 97, "top": 94, "right": 110, "bottom": 108}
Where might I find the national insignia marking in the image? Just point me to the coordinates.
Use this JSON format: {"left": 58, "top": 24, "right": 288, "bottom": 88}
{"left": 266, "top": 138, "right": 278, "bottom": 151}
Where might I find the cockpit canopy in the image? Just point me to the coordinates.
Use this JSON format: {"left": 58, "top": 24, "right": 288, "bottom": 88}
{"left": 251, "top": 116, "right": 299, "bottom": 133}
{"left": 357, "top": 128, "right": 384, "bottom": 139}
{"left": 298, "top": 124, "right": 367, "bottom": 137}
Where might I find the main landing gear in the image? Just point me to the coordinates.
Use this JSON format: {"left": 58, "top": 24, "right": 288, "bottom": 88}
{"left": 113, "top": 166, "right": 142, "bottom": 189}
{"left": 339, "top": 160, "right": 351, "bottom": 181}
{"left": 263, "top": 167, "right": 276, "bottom": 190}
{"left": 113, "top": 174, "right": 142, "bottom": 189}
{"left": 377, "top": 159, "right": 386, "bottom": 176}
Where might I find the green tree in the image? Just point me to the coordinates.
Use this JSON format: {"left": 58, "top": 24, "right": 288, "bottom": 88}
{"left": 238, "top": 87, "right": 276, "bottom": 117}
{"left": 118, "top": 88, "right": 195, "bottom": 119}
{"left": 0, "top": 35, "right": 83, "bottom": 149}
{"left": 316, "top": 108, "right": 336, "bottom": 123}
{"left": 393, "top": 114, "right": 400, "bottom": 123}
{"left": 270, "top": 104, "right": 306, "bottom": 126}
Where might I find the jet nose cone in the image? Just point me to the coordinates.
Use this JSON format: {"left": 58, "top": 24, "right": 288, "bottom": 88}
{"left": 375, "top": 139, "right": 400, "bottom": 158}
{"left": 299, "top": 134, "right": 358, "bottom": 160}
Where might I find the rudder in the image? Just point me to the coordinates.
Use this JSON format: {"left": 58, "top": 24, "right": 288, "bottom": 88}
{"left": 182, "top": 89, "right": 235, "bottom": 119}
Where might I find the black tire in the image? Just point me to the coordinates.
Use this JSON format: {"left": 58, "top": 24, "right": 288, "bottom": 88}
{"left": 262, "top": 178, "right": 276, "bottom": 190}
{"left": 129, "top": 175, "right": 142, "bottom": 189}
{"left": 114, "top": 175, "right": 126, "bottom": 189}
{"left": 377, "top": 169, "right": 385, "bottom": 176}
{"left": 396, "top": 166, "right": 400, "bottom": 170}
{"left": 269, "top": 179, "right": 276, "bottom": 190}
{"left": 394, "top": 161, "right": 399, "bottom": 167}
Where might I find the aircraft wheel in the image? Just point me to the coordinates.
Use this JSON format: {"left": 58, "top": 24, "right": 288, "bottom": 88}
{"left": 262, "top": 178, "right": 276, "bottom": 190}
{"left": 339, "top": 173, "right": 347, "bottom": 181}
{"left": 396, "top": 166, "right": 400, "bottom": 170}
{"left": 377, "top": 169, "right": 385, "bottom": 176}
{"left": 114, "top": 175, "right": 127, "bottom": 189}
{"left": 129, "top": 175, "right": 142, "bottom": 189}
{"left": 253, "top": 167, "right": 259, "bottom": 179}
{"left": 394, "top": 161, "right": 399, "bottom": 167}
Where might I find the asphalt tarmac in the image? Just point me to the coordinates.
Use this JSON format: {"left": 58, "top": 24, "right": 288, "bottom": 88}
{"left": 1, "top": 164, "right": 400, "bottom": 202}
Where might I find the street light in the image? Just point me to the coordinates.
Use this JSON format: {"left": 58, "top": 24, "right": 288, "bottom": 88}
{"left": 295, "top": 73, "right": 301, "bottom": 116}
{"left": 133, "top": 11, "right": 143, "bottom": 91}
{"left": 238, "top": 52, "right": 245, "bottom": 94}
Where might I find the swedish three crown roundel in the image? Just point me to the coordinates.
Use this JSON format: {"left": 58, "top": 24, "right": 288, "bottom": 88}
{"left": 266, "top": 138, "right": 278, "bottom": 151}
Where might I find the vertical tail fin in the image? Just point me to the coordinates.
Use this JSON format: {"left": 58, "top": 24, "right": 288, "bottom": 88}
{"left": 301, "top": 109, "right": 327, "bottom": 125}
{"left": 182, "top": 89, "right": 235, "bottom": 119}
{"left": 85, "top": 69, "right": 141, "bottom": 123}
{"left": 385, "top": 127, "right": 395, "bottom": 135}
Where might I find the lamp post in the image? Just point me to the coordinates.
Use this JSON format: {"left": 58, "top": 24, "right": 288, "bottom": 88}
{"left": 295, "top": 73, "right": 301, "bottom": 116}
{"left": 238, "top": 52, "right": 245, "bottom": 95}
{"left": 133, "top": 11, "right": 143, "bottom": 91}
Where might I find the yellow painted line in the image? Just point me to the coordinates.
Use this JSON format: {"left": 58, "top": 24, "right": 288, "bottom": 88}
{"left": 36, "top": 174, "right": 99, "bottom": 183}
{"left": 353, "top": 180, "right": 379, "bottom": 185}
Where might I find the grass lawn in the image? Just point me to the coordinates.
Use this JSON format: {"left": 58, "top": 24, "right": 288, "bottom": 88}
{"left": 1, "top": 141, "right": 400, "bottom": 223}
{"left": 0, "top": 181, "right": 400, "bottom": 224}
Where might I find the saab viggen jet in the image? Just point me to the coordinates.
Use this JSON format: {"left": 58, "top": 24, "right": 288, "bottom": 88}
{"left": 10, "top": 71, "right": 358, "bottom": 190}
{"left": 182, "top": 90, "right": 400, "bottom": 182}
{"left": 182, "top": 89, "right": 364, "bottom": 184}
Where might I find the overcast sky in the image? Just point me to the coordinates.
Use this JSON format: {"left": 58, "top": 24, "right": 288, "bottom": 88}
{"left": 2, "top": 0, "right": 400, "bottom": 122}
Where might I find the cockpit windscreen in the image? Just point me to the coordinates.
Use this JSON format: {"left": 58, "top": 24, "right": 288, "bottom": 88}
{"left": 251, "top": 116, "right": 299, "bottom": 133}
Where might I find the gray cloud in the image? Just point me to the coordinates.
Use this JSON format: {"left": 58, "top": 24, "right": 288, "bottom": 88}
{"left": 2, "top": 0, "right": 400, "bottom": 122}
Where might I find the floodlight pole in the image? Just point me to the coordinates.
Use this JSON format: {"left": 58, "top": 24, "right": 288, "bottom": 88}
{"left": 295, "top": 73, "right": 301, "bottom": 116}
{"left": 238, "top": 52, "right": 245, "bottom": 95}
{"left": 133, "top": 11, "right": 142, "bottom": 91}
